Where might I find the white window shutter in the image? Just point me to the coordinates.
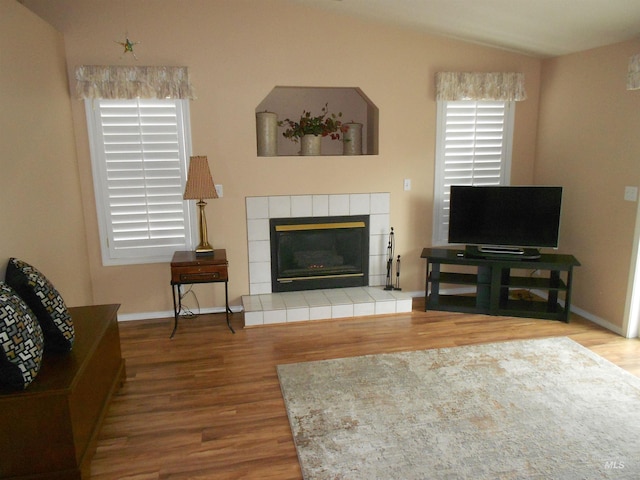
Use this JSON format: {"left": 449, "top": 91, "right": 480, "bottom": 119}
{"left": 86, "top": 99, "right": 194, "bottom": 265}
{"left": 433, "top": 100, "right": 514, "bottom": 245}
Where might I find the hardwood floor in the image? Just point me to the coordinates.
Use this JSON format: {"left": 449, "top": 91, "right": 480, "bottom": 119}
{"left": 90, "top": 299, "right": 640, "bottom": 479}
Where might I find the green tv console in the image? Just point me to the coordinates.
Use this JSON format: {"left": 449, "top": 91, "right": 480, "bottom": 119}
{"left": 421, "top": 248, "right": 580, "bottom": 322}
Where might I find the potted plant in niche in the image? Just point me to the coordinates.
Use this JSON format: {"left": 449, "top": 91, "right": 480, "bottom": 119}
{"left": 278, "top": 103, "right": 348, "bottom": 155}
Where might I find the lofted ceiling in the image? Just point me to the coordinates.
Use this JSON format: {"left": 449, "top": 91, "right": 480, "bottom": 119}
{"left": 290, "top": 0, "right": 640, "bottom": 58}
{"left": 18, "top": 0, "right": 640, "bottom": 58}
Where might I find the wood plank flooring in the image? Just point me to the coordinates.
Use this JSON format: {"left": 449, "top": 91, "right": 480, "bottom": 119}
{"left": 90, "top": 299, "right": 640, "bottom": 479}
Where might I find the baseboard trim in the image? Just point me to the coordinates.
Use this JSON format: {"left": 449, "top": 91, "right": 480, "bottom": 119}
{"left": 118, "top": 305, "right": 244, "bottom": 322}
{"left": 528, "top": 289, "right": 622, "bottom": 335}
{"left": 117, "top": 289, "right": 619, "bottom": 336}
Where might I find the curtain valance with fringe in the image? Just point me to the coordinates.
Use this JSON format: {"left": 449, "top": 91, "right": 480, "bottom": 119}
{"left": 435, "top": 72, "right": 526, "bottom": 101}
{"left": 75, "top": 65, "right": 195, "bottom": 100}
{"left": 627, "top": 54, "right": 640, "bottom": 91}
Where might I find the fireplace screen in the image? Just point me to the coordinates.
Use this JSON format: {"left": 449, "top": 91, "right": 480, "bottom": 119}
{"left": 270, "top": 215, "right": 369, "bottom": 292}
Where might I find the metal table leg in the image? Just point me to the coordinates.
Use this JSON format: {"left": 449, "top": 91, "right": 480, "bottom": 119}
{"left": 170, "top": 283, "right": 180, "bottom": 339}
{"left": 225, "top": 280, "right": 235, "bottom": 334}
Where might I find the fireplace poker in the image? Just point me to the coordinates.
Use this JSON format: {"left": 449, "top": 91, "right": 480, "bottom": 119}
{"left": 385, "top": 227, "right": 395, "bottom": 290}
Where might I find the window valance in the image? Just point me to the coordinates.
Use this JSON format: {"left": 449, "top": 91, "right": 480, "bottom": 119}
{"left": 435, "top": 72, "right": 526, "bottom": 101}
{"left": 627, "top": 54, "right": 640, "bottom": 91}
{"left": 75, "top": 65, "right": 195, "bottom": 100}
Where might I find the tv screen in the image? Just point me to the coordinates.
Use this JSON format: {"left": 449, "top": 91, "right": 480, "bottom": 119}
{"left": 448, "top": 186, "right": 563, "bottom": 252}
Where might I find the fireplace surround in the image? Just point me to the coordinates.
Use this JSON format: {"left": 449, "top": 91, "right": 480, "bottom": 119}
{"left": 246, "top": 193, "right": 390, "bottom": 295}
{"left": 243, "top": 193, "right": 412, "bottom": 327}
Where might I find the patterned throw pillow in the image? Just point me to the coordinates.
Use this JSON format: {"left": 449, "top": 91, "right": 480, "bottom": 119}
{"left": 5, "top": 258, "right": 74, "bottom": 353}
{"left": 0, "top": 282, "right": 44, "bottom": 390}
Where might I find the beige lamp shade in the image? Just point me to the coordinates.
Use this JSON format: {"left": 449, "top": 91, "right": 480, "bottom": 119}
{"left": 184, "top": 155, "right": 218, "bottom": 255}
{"left": 184, "top": 156, "right": 218, "bottom": 200}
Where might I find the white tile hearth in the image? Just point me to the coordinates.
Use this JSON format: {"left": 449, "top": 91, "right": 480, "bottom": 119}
{"left": 242, "top": 287, "right": 412, "bottom": 327}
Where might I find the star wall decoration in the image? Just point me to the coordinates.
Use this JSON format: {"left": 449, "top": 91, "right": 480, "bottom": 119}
{"left": 116, "top": 37, "right": 139, "bottom": 60}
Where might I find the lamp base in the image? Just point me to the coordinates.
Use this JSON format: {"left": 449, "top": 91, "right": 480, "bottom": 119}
{"left": 195, "top": 244, "right": 215, "bottom": 256}
{"left": 194, "top": 198, "right": 214, "bottom": 256}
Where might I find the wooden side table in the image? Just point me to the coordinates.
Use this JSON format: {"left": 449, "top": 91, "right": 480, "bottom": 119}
{"left": 170, "top": 250, "right": 234, "bottom": 338}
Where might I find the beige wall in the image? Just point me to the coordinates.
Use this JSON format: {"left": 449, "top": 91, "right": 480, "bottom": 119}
{"left": 537, "top": 39, "right": 640, "bottom": 332}
{"left": 0, "top": 0, "right": 92, "bottom": 307}
{"left": 10, "top": 0, "right": 640, "bottom": 333}
{"left": 15, "top": 0, "right": 543, "bottom": 317}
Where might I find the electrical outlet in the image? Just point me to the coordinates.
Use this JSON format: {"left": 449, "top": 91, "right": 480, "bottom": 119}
{"left": 403, "top": 179, "right": 411, "bottom": 191}
{"left": 215, "top": 184, "right": 223, "bottom": 198}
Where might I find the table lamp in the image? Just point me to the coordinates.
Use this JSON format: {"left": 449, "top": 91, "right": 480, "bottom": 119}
{"left": 183, "top": 155, "right": 218, "bottom": 255}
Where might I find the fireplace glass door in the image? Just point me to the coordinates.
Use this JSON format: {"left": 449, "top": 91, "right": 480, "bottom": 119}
{"left": 270, "top": 215, "right": 369, "bottom": 292}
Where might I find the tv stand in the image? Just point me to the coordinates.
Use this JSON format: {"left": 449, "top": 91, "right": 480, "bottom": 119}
{"left": 467, "top": 245, "right": 541, "bottom": 260}
{"left": 421, "top": 248, "right": 580, "bottom": 322}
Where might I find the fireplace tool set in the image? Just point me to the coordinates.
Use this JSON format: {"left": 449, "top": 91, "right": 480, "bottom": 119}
{"left": 384, "top": 227, "right": 402, "bottom": 291}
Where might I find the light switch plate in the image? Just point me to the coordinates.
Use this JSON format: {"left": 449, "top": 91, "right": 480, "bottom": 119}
{"left": 403, "top": 179, "right": 411, "bottom": 191}
{"left": 215, "top": 184, "right": 223, "bottom": 198}
{"left": 624, "top": 186, "right": 638, "bottom": 202}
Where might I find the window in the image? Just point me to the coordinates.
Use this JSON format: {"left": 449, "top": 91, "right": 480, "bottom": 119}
{"left": 432, "top": 100, "right": 515, "bottom": 245}
{"left": 85, "top": 98, "right": 194, "bottom": 265}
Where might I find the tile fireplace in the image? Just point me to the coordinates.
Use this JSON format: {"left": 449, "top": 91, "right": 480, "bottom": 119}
{"left": 246, "top": 193, "right": 390, "bottom": 294}
{"left": 243, "top": 193, "right": 413, "bottom": 326}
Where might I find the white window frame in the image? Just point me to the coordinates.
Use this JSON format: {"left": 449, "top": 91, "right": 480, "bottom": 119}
{"left": 432, "top": 100, "right": 515, "bottom": 246}
{"left": 85, "top": 98, "right": 195, "bottom": 265}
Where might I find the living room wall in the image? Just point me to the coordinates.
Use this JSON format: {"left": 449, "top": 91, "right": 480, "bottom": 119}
{"left": 0, "top": 0, "right": 93, "bottom": 307}
{"left": 537, "top": 39, "right": 640, "bottom": 334}
{"left": 19, "top": 0, "right": 541, "bottom": 318}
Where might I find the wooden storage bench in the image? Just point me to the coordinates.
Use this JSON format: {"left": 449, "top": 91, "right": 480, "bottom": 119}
{"left": 0, "top": 304, "right": 125, "bottom": 480}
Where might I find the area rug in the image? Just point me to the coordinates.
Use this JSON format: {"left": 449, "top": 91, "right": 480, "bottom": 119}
{"left": 277, "top": 337, "right": 640, "bottom": 479}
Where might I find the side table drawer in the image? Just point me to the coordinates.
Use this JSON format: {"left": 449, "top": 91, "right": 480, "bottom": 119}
{"left": 172, "top": 265, "right": 228, "bottom": 283}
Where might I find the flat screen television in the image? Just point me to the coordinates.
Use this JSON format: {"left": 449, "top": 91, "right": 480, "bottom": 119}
{"left": 448, "top": 185, "right": 563, "bottom": 259}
